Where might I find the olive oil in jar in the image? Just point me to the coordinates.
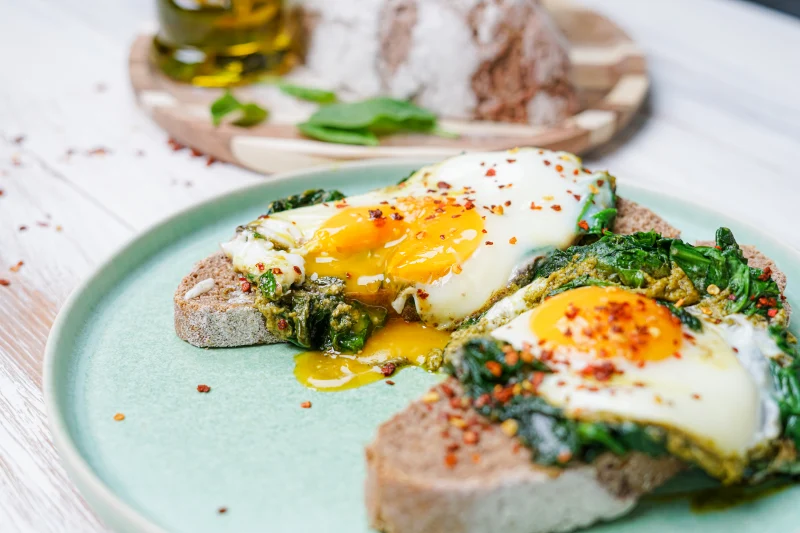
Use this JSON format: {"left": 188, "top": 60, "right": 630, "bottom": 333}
{"left": 152, "top": 0, "right": 297, "bottom": 87}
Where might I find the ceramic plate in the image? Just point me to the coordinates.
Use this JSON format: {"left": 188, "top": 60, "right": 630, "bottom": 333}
{"left": 45, "top": 160, "right": 800, "bottom": 533}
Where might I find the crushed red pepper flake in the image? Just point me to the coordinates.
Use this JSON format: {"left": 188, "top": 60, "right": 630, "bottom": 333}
{"left": 573, "top": 194, "right": 582, "bottom": 201}
{"left": 551, "top": 205, "right": 562, "bottom": 212}
{"left": 507, "top": 159, "right": 516, "bottom": 163}
{"left": 530, "top": 202, "right": 542, "bottom": 210}
{"left": 218, "top": 507, "right": 228, "bottom": 514}
{"left": 444, "top": 453, "right": 458, "bottom": 468}
{"left": 19, "top": 225, "right": 28, "bottom": 231}
{"left": 113, "top": 413, "right": 125, "bottom": 421}
{"left": 692, "top": 393, "right": 701, "bottom": 400}
{"left": 0, "top": 279, "right": 10, "bottom": 287}
{"left": 463, "top": 431, "right": 479, "bottom": 445}
{"left": 555, "top": 164, "right": 564, "bottom": 172}
{"left": 543, "top": 160, "right": 551, "bottom": 166}
{"left": 256, "top": 262, "right": 265, "bottom": 271}
{"left": 206, "top": 156, "right": 218, "bottom": 167}
{"left": 240, "top": 280, "right": 251, "bottom": 292}
{"left": 385, "top": 380, "right": 395, "bottom": 386}
{"left": 437, "top": 181, "right": 451, "bottom": 189}
{"left": 380, "top": 363, "right": 396, "bottom": 377}
{"left": 485, "top": 241, "right": 494, "bottom": 245}
{"left": 416, "top": 289, "right": 429, "bottom": 300}
{"left": 768, "top": 308, "right": 778, "bottom": 318}
{"left": 300, "top": 401, "right": 312, "bottom": 409}
{"left": 578, "top": 220, "right": 589, "bottom": 231}
{"left": 9, "top": 261, "right": 23, "bottom": 273}
{"left": 277, "top": 319, "right": 289, "bottom": 330}
{"left": 509, "top": 237, "right": 517, "bottom": 245}
{"left": 271, "top": 267, "right": 282, "bottom": 275}
{"left": 197, "top": 384, "right": 211, "bottom": 393}
{"left": 293, "top": 266, "right": 302, "bottom": 275}
{"left": 758, "top": 267, "right": 773, "bottom": 282}
{"left": 485, "top": 168, "right": 496, "bottom": 177}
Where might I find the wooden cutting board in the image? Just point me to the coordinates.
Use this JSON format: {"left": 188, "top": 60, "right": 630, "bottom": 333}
{"left": 129, "top": 0, "right": 648, "bottom": 174}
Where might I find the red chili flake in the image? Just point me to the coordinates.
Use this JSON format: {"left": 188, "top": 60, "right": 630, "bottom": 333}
{"left": 416, "top": 289, "right": 429, "bottom": 300}
{"left": 555, "top": 164, "right": 564, "bottom": 172}
{"left": 240, "top": 280, "right": 251, "bottom": 292}
{"left": 509, "top": 237, "right": 517, "bottom": 245}
{"left": 218, "top": 507, "right": 228, "bottom": 514}
{"left": 557, "top": 450, "right": 572, "bottom": 463}
{"left": 578, "top": 220, "right": 589, "bottom": 231}
{"left": 345, "top": 272, "right": 352, "bottom": 279}
{"left": 293, "top": 266, "right": 302, "bottom": 275}
{"left": 206, "top": 156, "right": 217, "bottom": 167}
{"left": 385, "top": 380, "right": 395, "bottom": 386}
{"left": 197, "top": 384, "right": 211, "bottom": 393}
{"left": 0, "top": 279, "right": 10, "bottom": 287}
{"left": 485, "top": 168, "right": 496, "bottom": 177}
{"left": 277, "top": 319, "right": 289, "bottom": 330}
{"left": 190, "top": 148, "right": 204, "bottom": 158}
{"left": 390, "top": 212, "right": 404, "bottom": 221}
{"left": 758, "top": 267, "right": 773, "bottom": 281}
{"left": 463, "top": 431, "right": 479, "bottom": 445}
{"left": 691, "top": 393, "right": 701, "bottom": 400}
{"left": 530, "top": 202, "right": 542, "bottom": 210}
{"left": 86, "top": 147, "right": 111, "bottom": 157}
{"left": 532, "top": 372, "right": 545, "bottom": 390}
{"left": 733, "top": 347, "right": 739, "bottom": 353}
{"left": 573, "top": 194, "right": 582, "bottom": 201}
{"left": 9, "top": 261, "right": 23, "bottom": 273}
{"left": 485, "top": 241, "right": 494, "bottom": 245}
{"left": 0, "top": 189, "right": 4, "bottom": 196}
{"left": 380, "top": 363, "right": 396, "bottom": 377}
{"left": 728, "top": 294, "right": 737, "bottom": 301}
{"left": 18, "top": 225, "right": 28, "bottom": 231}
{"left": 437, "top": 181, "right": 451, "bottom": 190}
{"left": 271, "top": 267, "right": 282, "bottom": 275}
{"left": 368, "top": 208, "right": 384, "bottom": 220}
{"left": 485, "top": 361, "right": 503, "bottom": 377}
{"left": 565, "top": 303, "right": 580, "bottom": 319}
{"left": 551, "top": 205, "right": 562, "bottom": 212}
{"left": 256, "top": 262, "right": 265, "bottom": 271}
{"left": 464, "top": 200, "right": 475, "bottom": 210}
{"left": 673, "top": 352, "right": 682, "bottom": 359}
{"left": 543, "top": 160, "right": 551, "bottom": 166}
{"left": 573, "top": 169, "right": 579, "bottom": 176}
{"left": 443, "top": 453, "right": 459, "bottom": 468}
{"left": 597, "top": 180, "right": 605, "bottom": 186}
{"left": 12, "top": 135, "right": 25, "bottom": 145}
{"left": 581, "top": 361, "right": 619, "bottom": 382}
{"left": 768, "top": 308, "right": 778, "bottom": 318}
{"left": 504, "top": 200, "right": 511, "bottom": 207}
{"left": 506, "top": 159, "right": 516, "bottom": 164}
{"left": 300, "top": 401, "right": 312, "bottom": 409}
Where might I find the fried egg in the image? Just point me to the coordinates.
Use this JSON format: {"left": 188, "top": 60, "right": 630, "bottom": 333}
{"left": 222, "top": 148, "right": 615, "bottom": 328}
{"left": 490, "top": 285, "right": 783, "bottom": 482}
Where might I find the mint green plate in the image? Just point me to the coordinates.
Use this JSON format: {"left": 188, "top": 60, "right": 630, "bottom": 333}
{"left": 45, "top": 160, "right": 800, "bottom": 533}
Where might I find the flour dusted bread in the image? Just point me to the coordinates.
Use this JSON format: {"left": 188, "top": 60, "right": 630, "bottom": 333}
{"left": 174, "top": 199, "right": 679, "bottom": 348}
{"left": 301, "top": 0, "right": 578, "bottom": 125}
{"left": 365, "top": 380, "right": 684, "bottom": 533}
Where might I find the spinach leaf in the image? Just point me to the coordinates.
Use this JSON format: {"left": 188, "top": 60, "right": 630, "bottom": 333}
{"left": 264, "top": 189, "right": 346, "bottom": 215}
{"left": 659, "top": 301, "right": 703, "bottom": 332}
{"left": 278, "top": 83, "right": 337, "bottom": 104}
{"left": 260, "top": 276, "right": 387, "bottom": 352}
{"left": 306, "top": 97, "right": 437, "bottom": 133}
{"left": 257, "top": 271, "right": 278, "bottom": 300}
{"left": 769, "top": 325, "right": 800, "bottom": 448}
{"left": 297, "top": 123, "right": 379, "bottom": 146}
{"left": 210, "top": 90, "right": 269, "bottom": 127}
{"left": 675, "top": 228, "right": 782, "bottom": 318}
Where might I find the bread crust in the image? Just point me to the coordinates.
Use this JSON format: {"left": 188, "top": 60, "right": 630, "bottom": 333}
{"left": 174, "top": 253, "right": 280, "bottom": 347}
{"left": 366, "top": 380, "right": 684, "bottom": 533}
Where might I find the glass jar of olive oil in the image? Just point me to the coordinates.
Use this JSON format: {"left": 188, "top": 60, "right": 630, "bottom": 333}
{"left": 152, "top": 0, "right": 297, "bottom": 87}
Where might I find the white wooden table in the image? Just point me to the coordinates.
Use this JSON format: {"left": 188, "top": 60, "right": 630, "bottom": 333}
{"left": 1, "top": 0, "right": 798, "bottom": 531}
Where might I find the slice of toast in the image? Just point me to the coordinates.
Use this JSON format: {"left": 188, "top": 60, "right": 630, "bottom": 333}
{"left": 174, "top": 198, "right": 681, "bottom": 348}
{"left": 365, "top": 380, "right": 684, "bottom": 533}
{"left": 366, "top": 240, "right": 791, "bottom": 533}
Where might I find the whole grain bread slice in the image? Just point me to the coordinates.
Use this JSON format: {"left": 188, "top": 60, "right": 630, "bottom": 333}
{"left": 365, "top": 380, "right": 684, "bottom": 533}
{"left": 174, "top": 198, "right": 680, "bottom": 348}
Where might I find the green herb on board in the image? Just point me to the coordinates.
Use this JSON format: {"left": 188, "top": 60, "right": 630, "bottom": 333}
{"left": 278, "top": 83, "right": 337, "bottom": 104}
{"left": 210, "top": 90, "right": 268, "bottom": 127}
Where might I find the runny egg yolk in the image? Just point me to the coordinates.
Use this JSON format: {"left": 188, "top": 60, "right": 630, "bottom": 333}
{"left": 293, "top": 319, "right": 452, "bottom": 391}
{"left": 304, "top": 196, "right": 483, "bottom": 296}
{"left": 529, "top": 286, "right": 683, "bottom": 362}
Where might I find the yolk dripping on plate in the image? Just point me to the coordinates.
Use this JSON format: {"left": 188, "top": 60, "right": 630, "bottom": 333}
{"left": 529, "top": 286, "right": 684, "bottom": 362}
{"left": 294, "top": 319, "right": 452, "bottom": 391}
{"left": 304, "top": 196, "right": 483, "bottom": 297}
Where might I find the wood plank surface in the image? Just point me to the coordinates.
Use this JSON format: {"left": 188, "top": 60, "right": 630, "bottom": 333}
{"left": 0, "top": 0, "right": 799, "bottom": 531}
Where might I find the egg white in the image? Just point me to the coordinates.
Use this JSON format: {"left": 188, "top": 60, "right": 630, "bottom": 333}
{"left": 491, "top": 307, "right": 783, "bottom": 460}
{"left": 221, "top": 148, "right": 615, "bottom": 328}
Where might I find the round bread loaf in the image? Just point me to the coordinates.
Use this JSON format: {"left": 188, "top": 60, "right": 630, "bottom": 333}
{"left": 300, "top": 0, "right": 578, "bottom": 125}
